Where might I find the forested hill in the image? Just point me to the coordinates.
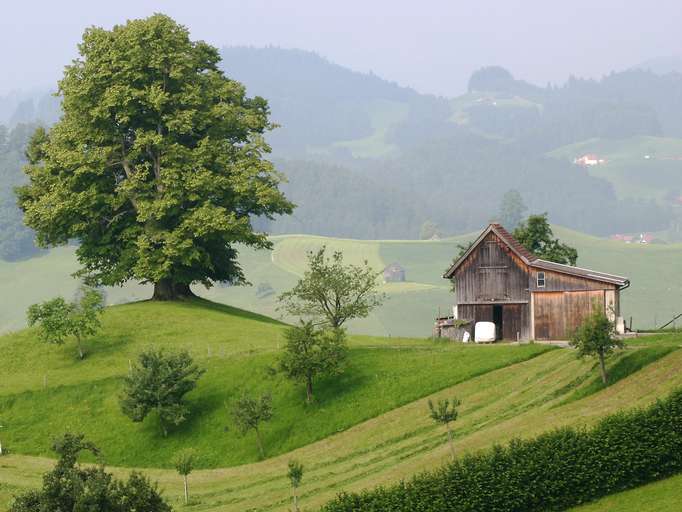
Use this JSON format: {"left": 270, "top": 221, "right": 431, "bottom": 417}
{"left": 1, "top": 47, "right": 681, "bottom": 254}
{"left": 219, "top": 46, "right": 453, "bottom": 157}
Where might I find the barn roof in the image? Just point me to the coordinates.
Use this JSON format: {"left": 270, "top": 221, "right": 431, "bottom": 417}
{"left": 530, "top": 259, "right": 629, "bottom": 287}
{"left": 443, "top": 223, "right": 630, "bottom": 288}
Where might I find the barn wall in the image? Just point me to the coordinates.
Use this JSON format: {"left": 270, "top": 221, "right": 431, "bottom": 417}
{"left": 529, "top": 268, "right": 617, "bottom": 292}
{"left": 453, "top": 232, "right": 530, "bottom": 303}
{"left": 533, "top": 290, "right": 605, "bottom": 340}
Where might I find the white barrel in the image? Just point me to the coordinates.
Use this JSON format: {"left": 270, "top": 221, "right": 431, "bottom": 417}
{"left": 474, "top": 321, "right": 496, "bottom": 343}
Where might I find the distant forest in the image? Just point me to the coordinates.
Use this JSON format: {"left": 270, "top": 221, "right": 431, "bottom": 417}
{"left": 1, "top": 47, "right": 680, "bottom": 260}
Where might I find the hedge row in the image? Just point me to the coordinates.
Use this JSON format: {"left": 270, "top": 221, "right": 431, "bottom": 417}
{"left": 322, "top": 388, "right": 682, "bottom": 512}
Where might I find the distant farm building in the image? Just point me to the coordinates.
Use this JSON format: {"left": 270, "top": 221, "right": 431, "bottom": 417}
{"left": 383, "top": 262, "right": 406, "bottom": 283}
{"left": 574, "top": 154, "right": 606, "bottom": 166}
{"left": 438, "top": 224, "right": 629, "bottom": 341}
{"left": 610, "top": 233, "right": 653, "bottom": 244}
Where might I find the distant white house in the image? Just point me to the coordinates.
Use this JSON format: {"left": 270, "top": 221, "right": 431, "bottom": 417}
{"left": 574, "top": 154, "right": 606, "bottom": 166}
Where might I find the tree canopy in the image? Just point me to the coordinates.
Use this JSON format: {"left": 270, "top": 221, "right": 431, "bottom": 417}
{"left": 10, "top": 433, "right": 170, "bottom": 512}
{"left": 279, "top": 321, "right": 347, "bottom": 403}
{"left": 278, "top": 247, "right": 385, "bottom": 328}
{"left": 120, "top": 348, "right": 205, "bottom": 436}
{"left": 570, "top": 306, "right": 623, "bottom": 384}
{"left": 497, "top": 189, "right": 527, "bottom": 231}
{"left": 17, "top": 14, "right": 293, "bottom": 299}
{"left": 513, "top": 214, "right": 578, "bottom": 265}
{"left": 27, "top": 285, "right": 105, "bottom": 359}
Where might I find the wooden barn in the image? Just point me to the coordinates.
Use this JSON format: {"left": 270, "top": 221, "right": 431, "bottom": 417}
{"left": 442, "top": 223, "right": 629, "bottom": 341}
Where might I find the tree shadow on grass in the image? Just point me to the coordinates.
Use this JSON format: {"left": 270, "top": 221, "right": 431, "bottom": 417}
{"left": 558, "top": 345, "right": 678, "bottom": 406}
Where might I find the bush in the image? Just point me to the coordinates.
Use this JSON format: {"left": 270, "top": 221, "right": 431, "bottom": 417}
{"left": 322, "top": 388, "right": 682, "bottom": 512}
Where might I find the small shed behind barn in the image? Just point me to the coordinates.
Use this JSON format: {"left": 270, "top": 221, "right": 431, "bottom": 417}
{"left": 383, "top": 262, "right": 406, "bottom": 283}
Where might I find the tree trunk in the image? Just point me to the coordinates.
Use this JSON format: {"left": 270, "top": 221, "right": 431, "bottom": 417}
{"left": 292, "top": 488, "right": 299, "bottom": 512}
{"left": 152, "top": 279, "right": 196, "bottom": 301}
{"left": 76, "top": 335, "right": 84, "bottom": 360}
{"left": 446, "top": 423, "right": 456, "bottom": 460}
{"left": 598, "top": 351, "right": 608, "bottom": 384}
{"left": 255, "top": 428, "right": 265, "bottom": 459}
{"left": 183, "top": 475, "right": 189, "bottom": 505}
{"left": 306, "top": 376, "right": 314, "bottom": 404}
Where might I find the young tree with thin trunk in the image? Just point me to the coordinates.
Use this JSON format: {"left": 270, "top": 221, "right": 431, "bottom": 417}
{"left": 120, "top": 349, "right": 205, "bottom": 436}
{"left": 173, "top": 448, "right": 196, "bottom": 505}
{"left": 428, "top": 397, "right": 461, "bottom": 459}
{"left": 27, "top": 285, "right": 104, "bottom": 359}
{"left": 279, "top": 322, "right": 347, "bottom": 403}
{"left": 17, "top": 14, "right": 293, "bottom": 301}
{"left": 570, "top": 306, "right": 623, "bottom": 384}
{"left": 278, "top": 247, "right": 385, "bottom": 328}
{"left": 287, "top": 459, "right": 303, "bottom": 512}
{"left": 232, "top": 393, "right": 273, "bottom": 459}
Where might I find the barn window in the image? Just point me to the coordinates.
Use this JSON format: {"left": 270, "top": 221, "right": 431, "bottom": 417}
{"left": 537, "top": 272, "right": 546, "bottom": 288}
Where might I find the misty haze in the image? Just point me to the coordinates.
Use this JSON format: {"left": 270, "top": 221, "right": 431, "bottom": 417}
{"left": 1, "top": 3, "right": 682, "bottom": 512}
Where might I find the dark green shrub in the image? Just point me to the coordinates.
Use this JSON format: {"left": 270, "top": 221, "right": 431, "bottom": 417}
{"left": 322, "top": 388, "right": 682, "bottom": 512}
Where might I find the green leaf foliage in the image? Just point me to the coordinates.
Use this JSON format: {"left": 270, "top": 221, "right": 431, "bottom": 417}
{"left": 26, "top": 285, "right": 104, "bottom": 359}
{"left": 570, "top": 306, "right": 624, "bottom": 384}
{"left": 288, "top": 459, "right": 304, "bottom": 488}
{"left": 428, "top": 397, "right": 461, "bottom": 425}
{"left": 232, "top": 392, "right": 273, "bottom": 458}
{"left": 513, "top": 213, "right": 578, "bottom": 265}
{"left": 119, "top": 348, "right": 205, "bottom": 436}
{"left": 172, "top": 448, "right": 196, "bottom": 477}
{"left": 279, "top": 321, "right": 348, "bottom": 403}
{"left": 16, "top": 14, "right": 293, "bottom": 297}
{"left": 322, "top": 388, "right": 682, "bottom": 512}
{"left": 9, "top": 433, "right": 170, "bottom": 512}
{"left": 278, "top": 247, "right": 385, "bottom": 328}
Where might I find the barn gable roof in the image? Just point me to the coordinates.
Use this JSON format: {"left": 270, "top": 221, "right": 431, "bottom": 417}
{"left": 443, "top": 223, "right": 536, "bottom": 278}
{"left": 443, "top": 223, "right": 630, "bottom": 288}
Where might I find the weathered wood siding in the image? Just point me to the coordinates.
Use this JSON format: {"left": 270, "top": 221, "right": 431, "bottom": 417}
{"left": 530, "top": 268, "right": 617, "bottom": 292}
{"left": 503, "top": 304, "right": 529, "bottom": 340}
{"left": 453, "top": 233, "right": 530, "bottom": 303}
{"left": 533, "top": 289, "right": 605, "bottom": 340}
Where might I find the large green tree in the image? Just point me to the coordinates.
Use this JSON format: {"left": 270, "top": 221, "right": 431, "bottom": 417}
{"left": 17, "top": 14, "right": 293, "bottom": 300}
{"left": 513, "top": 213, "right": 578, "bottom": 265}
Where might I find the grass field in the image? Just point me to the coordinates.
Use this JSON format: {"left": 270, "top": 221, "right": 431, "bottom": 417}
{"left": 570, "top": 472, "right": 682, "bottom": 512}
{"left": 547, "top": 135, "right": 682, "bottom": 203}
{"left": 1, "top": 299, "right": 681, "bottom": 511}
{"left": 0, "top": 300, "right": 551, "bottom": 470}
{"left": 3, "top": 227, "right": 682, "bottom": 337}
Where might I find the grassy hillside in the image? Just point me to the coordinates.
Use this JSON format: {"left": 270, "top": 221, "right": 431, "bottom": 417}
{"left": 547, "top": 135, "right": 682, "bottom": 203}
{"left": 3, "top": 228, "right": 682, "bottom": 337}
{"left": 570, "top": 472, "right": 682, "bottom": 512}
{"left": 0, "top": 300, "right": 551, "bottom": 470}
{"left": 1, "top": 301, "right": 679, "bottom": 511}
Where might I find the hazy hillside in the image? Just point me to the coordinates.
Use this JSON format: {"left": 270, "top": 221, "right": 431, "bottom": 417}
{"left": 2, "top": 48, "right": 680, "bottom": 248}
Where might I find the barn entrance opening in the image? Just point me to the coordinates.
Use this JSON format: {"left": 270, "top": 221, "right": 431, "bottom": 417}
{"left": 493, "top": 305, "right": 503, "bottom": 340}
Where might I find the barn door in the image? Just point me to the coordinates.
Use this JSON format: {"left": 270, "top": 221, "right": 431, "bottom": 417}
{"left": 533, "top": 292, "right": 565, "bottom": 340}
